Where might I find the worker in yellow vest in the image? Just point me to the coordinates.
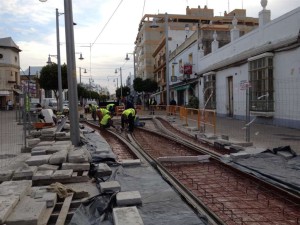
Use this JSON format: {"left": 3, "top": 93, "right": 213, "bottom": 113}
{"left": 99, "top": 112, "right": 115, "bottom": 129}
{"left": 121, "top": 108, "right": 136, "bottom": 132}
{"left": 106, "top": 103, "right": 115, "bottom": 115}
{"left": 89, "top": 104, "right": 98, "bottom": 121}
{"left": 96, "top": 107, "right": 110, "bottom": 122}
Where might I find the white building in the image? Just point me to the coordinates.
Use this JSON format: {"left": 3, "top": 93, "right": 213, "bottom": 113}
{"left": 169, "top": 1, "right": 300, "bottom": 129}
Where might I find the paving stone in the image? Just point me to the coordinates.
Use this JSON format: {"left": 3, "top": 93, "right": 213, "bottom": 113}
{"left": 0, "top": 170, "right": 14, "bottom": 182}
{"left": 5, "top": 196, "right": 47, "bottom": 225}
{"left": 30, "top": 130, "right": 41, "bottom": 138}
{"left": 41, "top": 128, "right": 55, "bottom": 135}
{"left": 55, "top": 132, "right": 66, "bottom": 137}
{"left": 36, "top": 141, "right": 55, "bottom": 147}
{"left": 230, "top": 152, "right": 251, "bottom": 159}
{"left": 13, "top": 166, "right": 37, "bottom": 180}
{"left": 31, "top": 149, "right": 47, "bottom": 156}
{"left": 40, "top": 136, "right": 55, "bottom": 141}
{"left": 100, "top": 181, "right": 121, "bottom": 193}
{"left": 113, "top": 206, "right": 144, "bottom": 225}
{"left": 52, "top": 140, "right": 72, "bottom": 146}
{"left": 61, "top": 162, "right": 90, "bottom": 171}
{"left": 0, "top": 180, "right": 32, "bottom": 199}
{"left": 51, "top": 169, "right": 73, "bottom": 179}
{"left": 68, "top": 148, "right": 89, "bottom": 163}
{"left": 96, "top": 163, "right": 112, "bottom": 177}
{"left": 31, "top": 145, "right": 51, "bottom": 152}
{"left": 38, "top": 164, "right": 59, "bottom": 171}
{"left": 0, "top": 195, "right": 20, "bottom": 224}
{"left": 121, "top": 159, "right": 141, "bottom": 167}
{"left": 116, "top": 191, "right": 142, "bottom": 206}
{"left": 46, "top": 145, "right": 70, "bottom": 154}
{"left": 32, "top": 170, "right": 53, "bottom": 180}
{"left": 277, "top": 151, "right": 295, "bottom": 159}
{"left": 229, "top": 145, "right": 244, "bottom": 153}
{"left": 27, "top": 138, "right": 40, "bottom": 148}
{"left": 25, "top": 155, "right": 51, "bottom": 166}
{"left": 36, "top": 192, "right": 57, "bottom": 208}
{"left": 49, "top": 150, "right": 68, "bottom": 165}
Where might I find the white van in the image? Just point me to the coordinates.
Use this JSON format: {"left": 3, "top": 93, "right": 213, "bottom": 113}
{"left": 42, "top": 98, "right": 57, "bottom": 112}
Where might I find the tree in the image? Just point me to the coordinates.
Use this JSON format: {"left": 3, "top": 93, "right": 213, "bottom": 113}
{"left": 116, "top": 86, "right": 131, "bottom": 99}
{"left": 133, "top": 77, "right": 158, "bottom": 93}
{"left": 38, "top": 63, "right": 68, "bottom": 100}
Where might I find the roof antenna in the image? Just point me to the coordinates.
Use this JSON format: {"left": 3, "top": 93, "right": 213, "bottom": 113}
{"left": 228, "top": 0, "right": 230, "bottom": 12}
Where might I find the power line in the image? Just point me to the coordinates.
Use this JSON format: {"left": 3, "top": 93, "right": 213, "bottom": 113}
{"left": 91, "top": 0, "right": 124, "bottom": 47}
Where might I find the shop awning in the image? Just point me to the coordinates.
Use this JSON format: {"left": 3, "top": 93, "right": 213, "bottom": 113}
{"left": 0, "top": 91, "right": 10, "bottom": 96}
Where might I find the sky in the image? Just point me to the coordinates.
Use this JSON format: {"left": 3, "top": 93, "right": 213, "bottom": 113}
{"left": 1, "top": 0, "right": 300, "bottom": 93}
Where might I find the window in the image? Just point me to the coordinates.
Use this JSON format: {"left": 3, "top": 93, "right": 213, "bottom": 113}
{"left": 248, "top": 53, "right": 274, "bottom": 112}
{"left": 0, "top": 54, "right": 3, "bottom": 59}
{"left": 188, "top": 53, "right": 193, "bottom": 64}
{"left": 203, "top": 72, "right": 216, "bottom": 109}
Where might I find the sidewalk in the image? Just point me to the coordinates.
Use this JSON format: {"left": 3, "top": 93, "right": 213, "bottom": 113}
{"left": 139, "top": 108, "right": 300, "bottom": 154}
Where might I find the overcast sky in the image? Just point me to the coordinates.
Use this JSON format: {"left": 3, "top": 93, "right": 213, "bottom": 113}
{"left": 1, "top": 0, "right": 299, "bottom": 93}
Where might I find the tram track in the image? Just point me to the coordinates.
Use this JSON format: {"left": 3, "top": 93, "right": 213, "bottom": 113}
{"left": 84, "top": 120, "right": 300, "bottom": 225}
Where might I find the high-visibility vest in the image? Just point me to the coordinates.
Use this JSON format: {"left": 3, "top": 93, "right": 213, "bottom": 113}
{"left": 90, "top": 104, "right": 97, "bottom": 112}
{"left": 100, "top": 108, "right": 109, "bottom": 115}
{"left": 100, "top": 114, "right": 111, "bottom": 125}
{"left": 106, "top": 103, "right": 115, "bottom": 110}
{"left": 122, "top": 108, "right": 135, "bottom": 117}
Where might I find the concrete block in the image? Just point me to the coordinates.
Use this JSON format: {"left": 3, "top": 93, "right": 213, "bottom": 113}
{"left": 0, "top": 195, "right": 20, "bottom": 224}
{"left": 116, "top": 191, "right": 142, "bottom": 206}
{"left": 203, "top": 133, "right": 218, "bottom": 140}
{"left": 40, "top": 136, "right": 55, "bottom": 141}
{"left": 100, "top": 181, "right": 121, "bottom": 193}
{"left": 229, "top": 145, "right": 244, "bottom": 153}
{"left": 96, "top": 163, "right": 112, "bottom": 177}
{"left": 68, "top": 149, "right": 89, "bottom": 163}
{"left": 52, "top": 140, "right": 72, "bottom": 146}
{"left": 27, "top": 138, "right": 40, "bottom": 148}
{"left": 0, "top": 180, "right": 32, "bottom": 199}
{"left": 230, "top": 152, "right": 251, "bottom": 159}
{"left": 61, "top": 162, "right": 90, "bottom": 171}
{"left": 6, "top": 196, "right": 47, "bottom": 225}
{"left": 113, "top": 206, "right": 144, "bottom": 225}
{"left": 38, "top": 164, "right": 59, "bottom": 171}
{"left": 221, "top": 135, "right": 229, "bottom": 140}
{"left": 31, "top": 145, "right": 51, "bottom": 152}
{"left": 121, "top": 159, "right": 141, "bottom": 167}
{"left": 49, "top": 150, "right": 68, "bottom": 165}
{"left": 13, "top": 166, "right": 37, "bottom": 180}
{"left": 277, "top": 151, "right": 295, "bottom": 159}
{"left": 32, "top": 170, "right": 53, "bottom": 180}
{"left": 51, "top": 169, "right": 73, "bottom": 179}
{"left": 41, "top": 128, "right": 55, "bottom": 136}
{"left": 31, "top": 150, "right": 47, "bottom": 156}
{"left": 36, "top": 141, "right": 55, "bottom": 147}
{"left": 0, "top": 170, "right": 14, "bottom": 182}
{"left": 36, "top": 192, "right": 57, "bottom": 208}
{"left": 55, "top": 132, "right": 66, "bottom": 137}
{"left": 46, "top": 145, "right": 69, "bottom": 154}
{"left": 25, "top": 155, "right": 51, "bottom": 166}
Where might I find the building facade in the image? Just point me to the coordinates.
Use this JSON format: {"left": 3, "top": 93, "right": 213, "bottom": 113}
{"left": 137, "top": 5, "right": 259, "bottom": 105}
{"left": 168, "top": 1, "right": 300, "bottom": 128}
{"left": 0, "top": 37, "right": 22, "bottom": 109}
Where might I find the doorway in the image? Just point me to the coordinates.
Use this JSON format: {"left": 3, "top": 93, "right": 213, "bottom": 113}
{"left": 227, "top": 76, "right": 233, "bottom": 117}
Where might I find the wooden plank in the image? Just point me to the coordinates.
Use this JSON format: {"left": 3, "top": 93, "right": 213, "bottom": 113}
{"left": 55, "top": 193, "right": 73, "bottom": 225}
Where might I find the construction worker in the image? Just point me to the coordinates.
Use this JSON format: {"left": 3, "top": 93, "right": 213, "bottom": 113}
{"left": 89, "top": 103, "right": 98, "bottom": 121}
{"left": 121, "top": 108, "right": 136, "bottom": 132}
{"left": 99, "top": 112, "right": 115, "bottom": 129}
{"left": 106, "top": 103, "right": 115, "bottom": 115}
{"left": 96, "top": 107, "right": 110, "bottom": 122}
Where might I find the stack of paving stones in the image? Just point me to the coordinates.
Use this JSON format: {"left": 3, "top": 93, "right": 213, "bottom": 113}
{"left": 96, "top": 161, "right": 144, "bottom": 225}
{"left": 0, "top": 180, "right": 57, "bottom": 225}
{"left": 1, "top": 139, "right": 91, "bottom": 185}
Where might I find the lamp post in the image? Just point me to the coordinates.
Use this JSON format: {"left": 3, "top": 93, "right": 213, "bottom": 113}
{"left": 125, "top": 53, "right": 136, "bottom": 80}
{"left": 115, "top": 68, "right": 122, "bottom": 101}
{"left": 151, "top": 13, "right": 170, "bottom": 106}
{"left": 79, "top": 67, "right": 87, "bottom": 84}
{"left": 40, "top": 0, "right": 80, "bottom": 146}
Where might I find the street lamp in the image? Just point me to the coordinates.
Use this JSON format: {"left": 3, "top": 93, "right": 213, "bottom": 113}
{"left": 78, "top": 67, "right": 87, "bottom": 84}
{"left": 115, "top": 68, "right": 122, "bottom": 101}
{"left": 150, "top": 13, "right": 170, "bottom": 106}
{"left": 125, "top": 53, "right": 135, "bottom": 80}
{"left": 40, "top": 0, "right": 80, "bottom": 146}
